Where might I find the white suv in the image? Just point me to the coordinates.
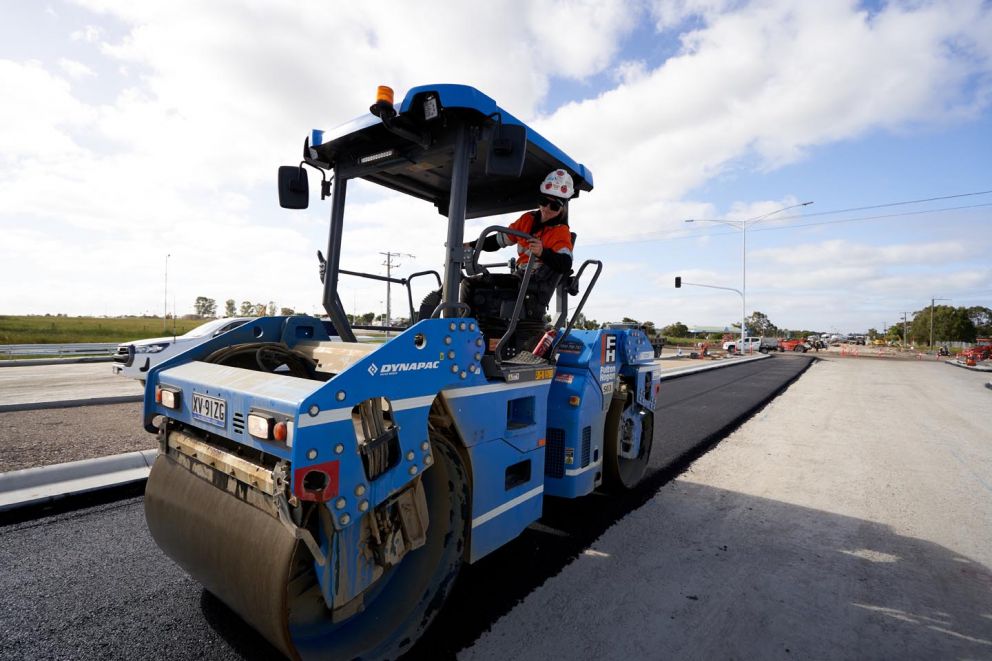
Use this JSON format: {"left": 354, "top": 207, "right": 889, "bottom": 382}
{"left": 723, "top": 336, "right": 761, "bottom": 353}
{"left": 112, "top": 317, "right": 253, "bottom": 382}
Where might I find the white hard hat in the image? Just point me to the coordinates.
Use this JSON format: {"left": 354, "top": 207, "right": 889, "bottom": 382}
{"left": 540, "top": 169, "right": 574, "bottom": 200}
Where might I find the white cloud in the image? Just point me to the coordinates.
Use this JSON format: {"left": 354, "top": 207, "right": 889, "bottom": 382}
{"left": 2, "top": 0, "right": 645, "bottom": 316}
{"left": 536, "top": 0, "right": 992, "bottom": 243}
{"left": 0, "top": 60, "right": 96, "bottom": 163}
{"left": 70, "top": 24, "right": 103, "bottom": 42}
{"left": 752, "top": 239, "right": 973, "bottom": 268}
{"left": 57, "top": 58, "right": 96, "bottom": 79}
{"left": 1, "top": 0, "right": 990, "bottom": 329}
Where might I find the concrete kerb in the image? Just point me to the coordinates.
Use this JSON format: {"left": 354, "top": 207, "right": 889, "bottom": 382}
{"left": 0, "top": 353, "right": 771, "bottom": 514}
{"left": 0, "top": 449, "right": 157, "bottom": 512}
{"left": 0, "top": 395, "right": 143, "bottom": 414}
{"left": 944, "top": 359, "right": 992, "bottom": 372}
{"left": 657, "top": 352, "right": 769, "bottom": 380}
{"left": 0, "top": 356, "right": 113, "bottom": 368}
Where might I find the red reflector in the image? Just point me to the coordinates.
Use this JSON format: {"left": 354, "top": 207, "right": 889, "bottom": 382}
{"left": 273, "top": 422, "right": 287, "bottom": 442}
{"left": 155, "top": 387, "right": 162, "bottom": 403}
{"left": 293, "top": 461, "right": 340, "bottom": 503}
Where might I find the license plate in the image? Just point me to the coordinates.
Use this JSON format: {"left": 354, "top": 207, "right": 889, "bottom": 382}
{"left": 191, "top": 392, "right": 226, "bottom": 427}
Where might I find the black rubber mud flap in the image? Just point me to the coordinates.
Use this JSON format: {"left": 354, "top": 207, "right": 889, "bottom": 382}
{"left": 144, "top": 455, "right": 299, "bottom": 659}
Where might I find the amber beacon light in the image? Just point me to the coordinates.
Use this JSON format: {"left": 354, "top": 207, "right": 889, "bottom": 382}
{"left": 370, "top": 85, "right": 396, "bottom": 118}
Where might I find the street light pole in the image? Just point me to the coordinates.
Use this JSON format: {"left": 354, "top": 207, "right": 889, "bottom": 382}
{"left": 164, "top": 253, "right": 170, "bottom": 333}
{"left": 742, "top": 218, "right": 746, "bottom": 350}
{"left": 685, "top": 201, "right": 812, "bottom": 350}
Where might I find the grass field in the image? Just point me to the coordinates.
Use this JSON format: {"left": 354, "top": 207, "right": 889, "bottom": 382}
{"left": 0, "top": 315, "right": 207, "bottom": 345}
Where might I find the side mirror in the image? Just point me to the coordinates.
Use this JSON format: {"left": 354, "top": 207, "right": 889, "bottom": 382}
{"left": 485, "top": 124, "right": 527, "bottom": 177}
{"left": 278, "top": 166, "right": 309, "bottom": 209}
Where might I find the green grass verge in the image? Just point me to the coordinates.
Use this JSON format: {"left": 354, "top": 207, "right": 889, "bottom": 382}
{"left": 0, "top": 315, "right": 206, "bottom": 345}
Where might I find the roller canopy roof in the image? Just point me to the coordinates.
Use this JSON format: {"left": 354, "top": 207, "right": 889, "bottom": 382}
{"left": 308, "top": 84, "right": 593, "bottom": 219}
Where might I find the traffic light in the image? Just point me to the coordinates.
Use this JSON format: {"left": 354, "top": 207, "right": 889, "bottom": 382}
{"left": 675, "top": 276, "right": 681, "bottom": 288}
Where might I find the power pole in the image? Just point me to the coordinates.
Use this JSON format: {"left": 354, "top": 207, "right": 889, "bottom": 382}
{"left": 380, "top": 252, "right": 414, "bottom": 337}
{"left": 930, "top": 297, "right": 950, "bottom": 350}
{"left": 902, "top": 312, "right": 909, "bottom": 349}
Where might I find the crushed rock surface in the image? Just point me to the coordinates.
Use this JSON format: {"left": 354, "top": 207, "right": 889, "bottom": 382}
{"left": 0, "top": 403, "right": 152, "bottom": 472}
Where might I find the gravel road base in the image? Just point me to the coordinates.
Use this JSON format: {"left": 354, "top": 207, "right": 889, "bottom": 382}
{"left": 0, "top": 403, "right": 152, "bottom": 472}
{"left": 460, "top": 356, "right": 992, "bottom": 660}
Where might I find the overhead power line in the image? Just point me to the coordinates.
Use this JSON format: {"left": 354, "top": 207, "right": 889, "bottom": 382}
{"left": 584, "top": 190, "right": 992, "bottom": 247}
{"left": 750, "top": 202, "right": 992, "bottom": 234}
{"left": 745, "top": 188, "right": 992, "bottom": 223}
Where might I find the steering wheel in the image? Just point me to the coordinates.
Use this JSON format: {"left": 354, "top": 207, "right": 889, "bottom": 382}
{"left": 467, "top": 225, "right": 536, "bottom": 277}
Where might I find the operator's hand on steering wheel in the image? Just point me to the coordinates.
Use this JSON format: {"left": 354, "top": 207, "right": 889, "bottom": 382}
{"left": 526, "top": 238, "right": 543, "bottom": 256}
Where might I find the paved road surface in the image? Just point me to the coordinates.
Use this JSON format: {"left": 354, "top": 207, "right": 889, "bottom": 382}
{"left": 0, "top": 356, "right": 811, "bottom": 660}
{"left": 0, "top": 362, "right": 142, "bottom": 407}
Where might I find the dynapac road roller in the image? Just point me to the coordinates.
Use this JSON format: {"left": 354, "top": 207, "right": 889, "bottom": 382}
{"left": 143, "top": 84, "right": 660, "bottom": 659}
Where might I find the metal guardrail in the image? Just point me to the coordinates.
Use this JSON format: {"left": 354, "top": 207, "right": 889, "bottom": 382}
{"left": 0, "top": 343, "right": 118, "bottom": 358}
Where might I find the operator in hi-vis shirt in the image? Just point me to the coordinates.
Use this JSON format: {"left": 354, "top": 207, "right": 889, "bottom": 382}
{"left": 476, "top": 169, "right": 575, "bottom": 281}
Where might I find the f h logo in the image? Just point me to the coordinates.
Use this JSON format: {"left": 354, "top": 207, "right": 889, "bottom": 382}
{"left": 602, "top": 335, "right": 617, "bottom": 364}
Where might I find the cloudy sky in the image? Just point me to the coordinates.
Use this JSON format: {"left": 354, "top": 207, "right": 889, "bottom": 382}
{"left": 2, "top": 0, "right": 990, "bottom": 334}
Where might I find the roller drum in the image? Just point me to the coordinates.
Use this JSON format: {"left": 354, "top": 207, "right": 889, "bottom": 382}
{"left": 144, "top": 454, "right": 299, "bottom": 659}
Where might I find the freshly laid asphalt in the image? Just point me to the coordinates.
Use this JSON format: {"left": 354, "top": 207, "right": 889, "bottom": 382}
{"left": 0, "top": 354, "right": 813, "bottom": 661}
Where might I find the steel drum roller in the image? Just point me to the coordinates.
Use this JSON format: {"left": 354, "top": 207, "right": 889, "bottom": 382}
{"left": 144, "top": 455, "right": 299, "bottom": 659}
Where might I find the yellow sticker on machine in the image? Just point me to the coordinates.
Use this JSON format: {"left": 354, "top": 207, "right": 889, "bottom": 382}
{"left": 535, "top": 369, "right": 554, "bottom": 380}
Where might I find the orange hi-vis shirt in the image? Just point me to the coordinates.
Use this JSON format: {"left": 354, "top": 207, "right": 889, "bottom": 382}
{"left": 499, "top": 211, "right": 573, "bottom": 268}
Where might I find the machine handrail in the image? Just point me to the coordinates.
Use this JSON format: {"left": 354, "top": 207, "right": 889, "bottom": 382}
{"left": 405, "top": 270, "right": 443, "bottom": 322}
{"left": 492, "top": 254, "right": 536, "bottom": 367}
{"left": 469, "top": 225, "right": 536, "bottom": 277}
{"left": 549, "top": 259, "right": 603, "bottom": 357}
{"left": 340, "top": 267, "right": 442, "bottom": 329}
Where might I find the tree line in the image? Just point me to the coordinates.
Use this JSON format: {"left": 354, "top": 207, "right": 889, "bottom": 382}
{"left": 193, "top": 297, "right": 295, "bottom": 318}
{"left": 878, "top": 305, "right": 991, "bottom": 346}
{"left": 192, "top": 296, "right": 410, "bottom": 326}
{"left": 655, "top": 306, "right": 992, "bottom": 346}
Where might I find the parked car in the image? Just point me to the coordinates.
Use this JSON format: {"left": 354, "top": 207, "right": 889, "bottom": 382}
{"left": 780, "top": 338, "right": 811, "bottom": 353}
{"left": 112, "top": 317, "right": 254, "bottom": 382}
{"left": 723, "top": 336, "right": 778, "bottom": 353}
